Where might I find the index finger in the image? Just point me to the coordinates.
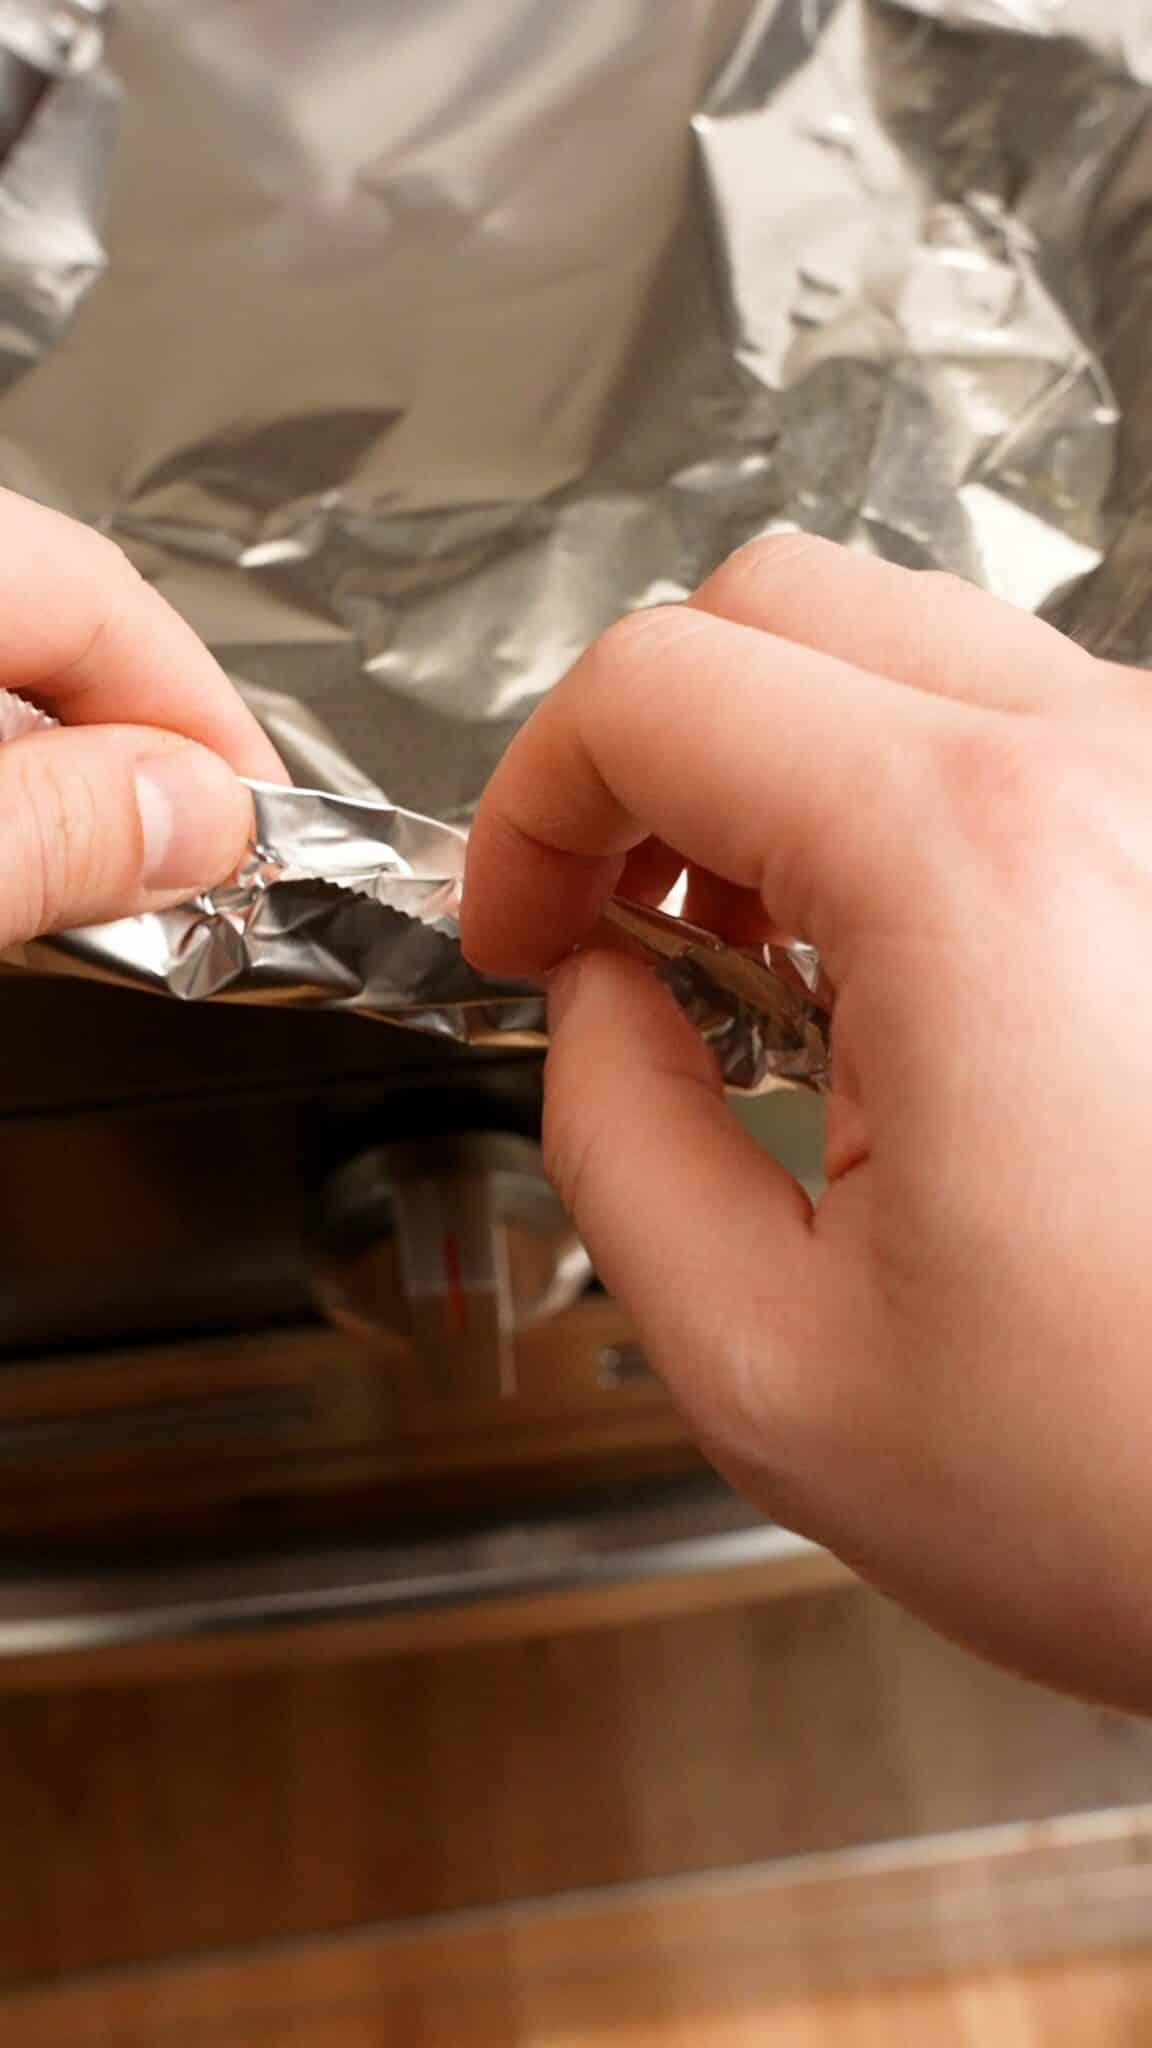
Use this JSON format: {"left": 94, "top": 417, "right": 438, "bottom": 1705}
{"left": 0, "top": 490, "right": 284, "bottom": 779}
{"left": 461, "top": 601, "right": 948, "bottom": 978}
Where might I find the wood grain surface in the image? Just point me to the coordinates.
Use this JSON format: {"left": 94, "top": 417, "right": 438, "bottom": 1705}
{"left": 3, "top": 1585, "right": 1152, "bottom": 1993}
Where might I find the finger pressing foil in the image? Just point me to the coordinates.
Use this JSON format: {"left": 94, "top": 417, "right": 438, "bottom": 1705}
{"left": 12, "top": 780, "right": 832, "bottom": 1094}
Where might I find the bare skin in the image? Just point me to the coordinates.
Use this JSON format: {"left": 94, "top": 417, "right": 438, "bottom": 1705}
{"left": 463, "top": 534, "right": 1152, "bottom": 1713}
{"left": 0, "top": 489, "right": 283, "bottom": 942}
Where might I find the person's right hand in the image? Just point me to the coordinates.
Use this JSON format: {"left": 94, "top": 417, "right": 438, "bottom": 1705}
{"left": 463, "top": 535, "right": 1152, "bottom": 1712}
{"left": 0, "top": 489, "right": 282, "bottom": 949}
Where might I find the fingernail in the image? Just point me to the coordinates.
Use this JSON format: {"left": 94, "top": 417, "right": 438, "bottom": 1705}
{"left": 548, "top": 953, "right": 586, "bottom": 1035}
{"left": 135, "top": 748, "right": 246, "bottom": 891}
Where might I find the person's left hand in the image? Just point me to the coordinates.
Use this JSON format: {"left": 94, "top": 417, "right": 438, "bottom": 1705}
{"left": 0, "top": 489, "right": 283, "bottom": 948}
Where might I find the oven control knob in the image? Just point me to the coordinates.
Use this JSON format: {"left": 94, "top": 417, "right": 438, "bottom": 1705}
{"left": 311, "top": 1133, "right": 591, "bottom": 1401}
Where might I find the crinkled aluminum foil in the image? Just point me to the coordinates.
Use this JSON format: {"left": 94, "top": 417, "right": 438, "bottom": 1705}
{"left": 0, "top": 685, "right": 54, "bottom": 739}
{"left": 0, "top": 0, "right": 1148, "bottom": 1082}
{"left": 16, "top": 780, "right": 833, "bottom": 1092}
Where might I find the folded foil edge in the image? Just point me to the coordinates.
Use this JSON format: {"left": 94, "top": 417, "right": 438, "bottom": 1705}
{"left": 10, "top": 776, "right": 832, "bottom": 1095}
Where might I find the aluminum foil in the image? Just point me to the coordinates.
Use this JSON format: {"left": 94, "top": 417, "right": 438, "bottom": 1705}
{"left": 0, "top": 685, "right": 53, "bottom": 738}
{"left": 14, "top": 779, "right": 833, "bottom": 1091}
{"left": 0, "top": 0, "right": 1149, "bottom": 1078}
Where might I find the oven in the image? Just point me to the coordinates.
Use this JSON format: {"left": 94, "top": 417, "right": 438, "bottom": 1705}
{"left": 0, "top": 971, "right": 840, "bottom": 1684}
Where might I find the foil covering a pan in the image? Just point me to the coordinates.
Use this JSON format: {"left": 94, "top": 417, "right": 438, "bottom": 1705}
{"left": 0, "top": 0, "right": 1149, "bottom": 1085}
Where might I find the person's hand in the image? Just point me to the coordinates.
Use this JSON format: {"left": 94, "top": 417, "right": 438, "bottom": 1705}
{"left": 463, "top": 535, "right": 1152, "bottom": 1711}
{"left": 0, "top": 490, "right": 282, "bottom": 947}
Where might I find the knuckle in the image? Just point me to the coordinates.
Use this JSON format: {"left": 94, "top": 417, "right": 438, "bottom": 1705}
{"left": 79, "top": 530, "right": 145, "bottom": 619}
{"left": 540, "top": 1089, "right": 602, "bottom": 1225}
{"left": 575, "top": 604, "right": 697, "bottom": 736}
{"left": 582, "top": 604, "right": 692, "bottom": 687}
{"left": 7, "top": 750, "right": 101, "bottom": 938}
{"left": 937, "top": 716, "right": 1062, "bottom": 814}
{"left": 704, "top": 531, "right": 837, "bottom": 614}
{"left": 44, "top": 531, "right": 147, "bottom": 691}
{"left": 87, "top": 528, "right": 139, "bottom": 577}
{"left": 597, "top": 602, "right": 683, "bottom": 658}
{"left": 931, "top": 715, "right": 1082, "bottom": 884}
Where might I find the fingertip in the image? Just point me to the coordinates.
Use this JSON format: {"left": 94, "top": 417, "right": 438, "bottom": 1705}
{"left": 461, "top": 813, "right": 623, "bottom": 977}
{"left": 545, "top": 945, "right": 723, "bottom": 1094}
{"left": 240, "top": 729, "right": 292, "bottom": 786}
{"left": 0, "top": 721, "right": 255, "bottom": 942}
{"left": 134, "top": 737, "right": 254, "bottom": 895}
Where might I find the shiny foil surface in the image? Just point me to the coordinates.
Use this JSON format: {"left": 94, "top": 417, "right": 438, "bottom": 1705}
{"left": 16, "top": 782, "right": 833, "bottom": 1092}
{"left": 0, "top": 0, "right": 1147, "bottom": 1081}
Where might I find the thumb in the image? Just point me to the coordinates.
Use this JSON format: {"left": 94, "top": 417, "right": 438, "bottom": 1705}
{"left": 0, "top": 723, "right": 254, "bottom": 945}
{"left": 542, "top": 949, "right": 838, "bottom": 1468}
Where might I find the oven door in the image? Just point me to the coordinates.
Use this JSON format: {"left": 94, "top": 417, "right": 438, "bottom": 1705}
{"left": 0, "top": 978, "right": 838, "bottom": 1685}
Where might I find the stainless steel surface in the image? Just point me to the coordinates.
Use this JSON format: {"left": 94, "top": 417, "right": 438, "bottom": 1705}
{"left": 0, "top": 1478, "right": 829, "bottom": 1661}
{"left": 312, "top": 1132, "right": 592, "bottom": 1400}
{"left": 0, "top": 1385, "right": 315, "bottom": 1461}
{"left": 0, "top": 0, "right": 1143, "bottom": 1064}
{"left": 0, "top": 975, "right": 548, "bottom": 1358}
{"left": 0, "top": 978, "right": 830, "bottom": 1658}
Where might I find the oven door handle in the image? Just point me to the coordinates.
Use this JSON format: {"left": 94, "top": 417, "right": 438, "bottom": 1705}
{"left": 0, "top": 1478, "right": 849, "bottom": 1682}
